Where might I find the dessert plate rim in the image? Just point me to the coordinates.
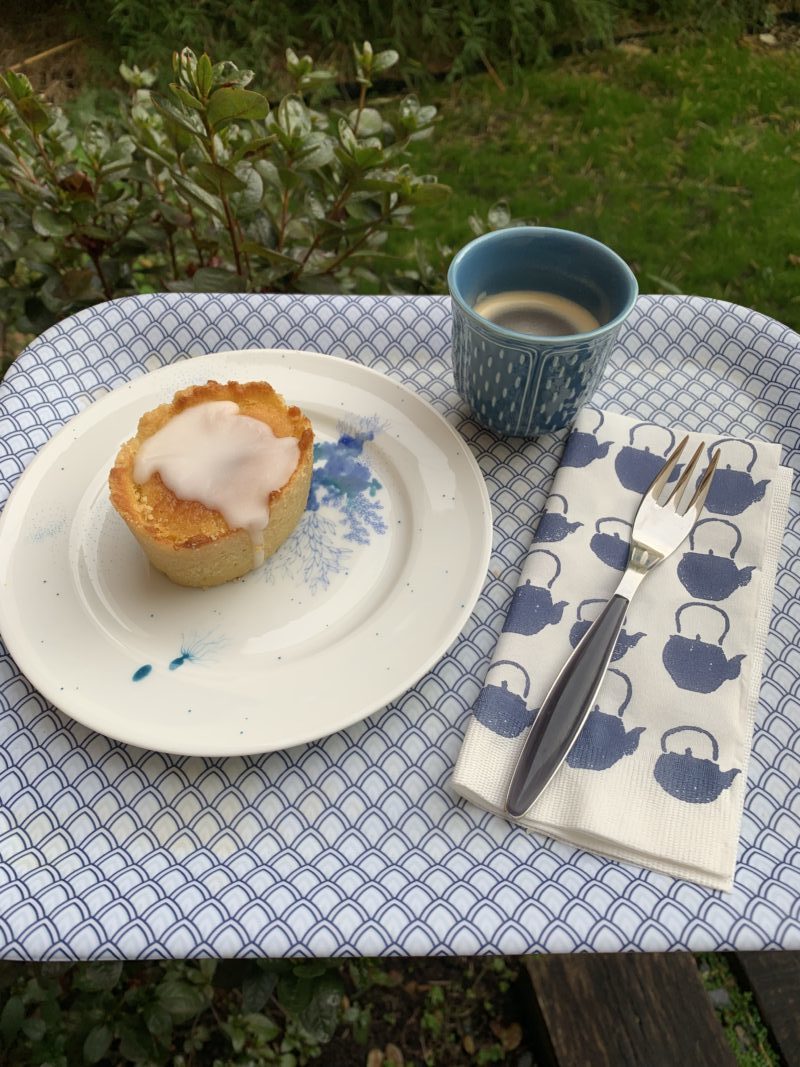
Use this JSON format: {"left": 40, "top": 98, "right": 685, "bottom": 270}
{"left": 0, "top": 348, "right": 493, "bottom": 756}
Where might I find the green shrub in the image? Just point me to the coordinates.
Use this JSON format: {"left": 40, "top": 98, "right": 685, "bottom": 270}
{"left": 67, "top": 0, "right": 772, "bottom": 79}
{"left": 0, "top": 957, "right": 369, "bottom": 1066}
{"left": 0, "top": 44, "right": 447, "bottom": 335}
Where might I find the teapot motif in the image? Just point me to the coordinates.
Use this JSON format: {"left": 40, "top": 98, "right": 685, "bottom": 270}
{"left": 662, "top": 602, "right": 745, "bottom": 693}
{"left": 704, "top": 440, "right": 769, "bottom": 516}
{"left": 534, "top": 494, "right": 583, "bottom": 544}
{"left": 569, "top": 598, "right": 645, "bottom": 661}
{"left": 614, "top": 423, "right": 681, "bottom": 494}
{"left": 590, "top": 517, "right": 632, "bottom": 571}
{"left": 473, "top": 661, "right": 535, "bottom": 739}
{"left": 677, "top": 517, "right": 755, "bottom": 601}
{"left": 561, "top": 408, "right": 611, "bottom": 469}
{"left": 503, "top": 549, "right": 568, "bottom": 636}
{"left": 566, "top": 669, "right": 645, "bottom": 771}
{"left": 654, "top": 726, "right": 740, "bottom": 803}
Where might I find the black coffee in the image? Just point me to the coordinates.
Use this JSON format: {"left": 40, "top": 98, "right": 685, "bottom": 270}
{"left": 473, "top": 289, "right": 600, "bottom": 336}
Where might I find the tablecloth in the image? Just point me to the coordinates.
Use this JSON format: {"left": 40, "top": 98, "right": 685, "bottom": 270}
{"left": 0, "top": 292, "right": 798, "bottom": 959}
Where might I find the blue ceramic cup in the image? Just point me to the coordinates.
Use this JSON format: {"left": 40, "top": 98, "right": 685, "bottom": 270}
{"left": 448, "top": 226, "right": 638, "bottom": 436}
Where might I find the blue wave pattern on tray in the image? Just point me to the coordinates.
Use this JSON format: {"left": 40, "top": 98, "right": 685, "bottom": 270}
{"left": 0, "top": 293, "right": 798, "bottom": 958}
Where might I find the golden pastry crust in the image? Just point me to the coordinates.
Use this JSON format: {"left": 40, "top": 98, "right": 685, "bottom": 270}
{"left": 109, "top": 380, "right": 314, "bottom": 587}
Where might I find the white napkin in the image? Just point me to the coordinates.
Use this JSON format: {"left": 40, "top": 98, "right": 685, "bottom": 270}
{"left": 452, "top": 407, "right": 791, "bottom": 891}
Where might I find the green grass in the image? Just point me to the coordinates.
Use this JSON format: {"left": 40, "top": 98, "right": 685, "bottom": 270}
{"left": 698, "top": 954, "right": 781, "bottom": 1067}
{"left": 394, "top": 32, "right": 800, "bottom": 330}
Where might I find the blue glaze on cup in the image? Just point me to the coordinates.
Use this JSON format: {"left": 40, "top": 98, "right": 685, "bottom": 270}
{"left": 447, "top": 227, "right": 638, "bottom": 436}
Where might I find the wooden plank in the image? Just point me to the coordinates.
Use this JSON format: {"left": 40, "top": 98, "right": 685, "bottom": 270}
{"left": 525, "top": 953, "right": 737, "bottom": 1067}
{"left": 734, "top": 951, "right": 800, "bottom": 1067}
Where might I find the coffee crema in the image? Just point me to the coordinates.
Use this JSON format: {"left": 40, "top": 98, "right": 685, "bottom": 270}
{"left": 472, "top": 289, "right": 600, "bottom": 337}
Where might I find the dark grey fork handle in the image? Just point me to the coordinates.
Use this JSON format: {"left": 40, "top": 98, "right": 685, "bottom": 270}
{"left": 506, "top": 593, "right": 629, "bottom": 817}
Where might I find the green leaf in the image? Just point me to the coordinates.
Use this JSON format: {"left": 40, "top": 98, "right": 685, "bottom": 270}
{"left": 198, "top": 958, "right": 217, "bottom": 980}
{"left": 0, "top": 995, "right": 24, "bottom": 1042}
{"left": 118, "top": 1020, "right": 152, "bottom": 1062}
{"left": 231, "top": 164, "right": 263, "bottom": 215}
{"left": 22, "top": 295, "right": 60, "bottom": 333}
{"left": 373, "top": 49, "right": 400, "bottom": 74}
{"left": 32, "top": 206, "right": 73, "bottom": 239}
{"left": 157, "top": 978, "right": 208, "bottom": 1022}
{"left": 190, "top": 266, "right": 248, "bottom": 292}
{"left": 156, "top": 201, "right": 191, "bottom": 227}
{"left": 74, "top": 961, "right": 123, "bottom": 993}
{"left": 83, "top": 1024, "right": 112, "bottom": 1065}
{"left": 39, "top": 269, "right": 100, "bottom": 312}
{"left": 346, "top": 199, "right": 382, "bottom": 222}
{"left": 277, "top": 95, "right": 311, "bottom": 139}
{"left": 196, "top": 54, "right": 214, "bottom": 99}
{"left": 349, "top": 108, "right": 383, "bottom": 137}
{"left": 242, "top": 1012, "right": 280, "bottom": 1042}
{"left": 1, "top": 71, "right": 34, "bottom": 100}
{"left": 338, "top": 117, "right": 358, "bottom": 155}
{"left": 253, "top": 159, "right": 281, "bottom": 188}
{"left": 15, "top": 94, "right": 52, "bottom": 135}
{"left": 169, "top": 83, "right": 204, "bottom": 111}
{"left": 488, "top": 200, "right": 511, "bottom": 229}
{"left": 294, "top": 132, "right": 334, "bottom": 171}
{"left": 242, "top": 970, "right": 278, "bottom": 1013}
{"left": 119, "top": 62, "right": 157, "bottom": 88}
{"left": 153, "top": 97, "right": 205, "bottom": 137}
{"left": 278, "top": 976, "right": 313, "bottom": 1017}
{"left": 144, "top": 1003, "right": 173, "bottom": 1040}
{"left": 174, "top": 46, "right": 197, "bottom": 71}
{"left": 206, "top": 87, "right": 268, "bottom": 129}
{"left": 172, "top": 172, "right": 225, "bottom": 221}
{"left": 232, "top": 134, "right": 275, "bottom": 162}
{"left": 222, "top": 1017, "right": 247, "bottom": 1053}
{"left": 408, "top": 181, "right": 451, "bottom": 205}
{"left": 195, "top": 160, "right": 247, "bottom": 194}
{"left": 21, "top": 1016, "right": 46, "bottom": 1041}
{"left": 211, "top": 61, "right": 254, "bottom": 88}
{"left": 240, "top": 241, "right": 294, "bottom": 263}
{"left": 353, "top": 142, "right": 385, "bottom": 169}
{"left": 299, "top": 69, "right": 336, "bottom": 90}
{"left": 297, "top": 975, "right": 343, "bottom": 1044}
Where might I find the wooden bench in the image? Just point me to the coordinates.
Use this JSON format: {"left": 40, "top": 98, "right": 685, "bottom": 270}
{"left": 522, "top": 951, "right": 799, "bottom": 1067}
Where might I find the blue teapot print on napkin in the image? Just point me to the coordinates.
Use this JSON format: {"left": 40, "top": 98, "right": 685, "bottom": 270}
{"left": 473, "top": 660, "right": 535, "bottom": 738}
{"left": 704, "top": 440, "right": 769, "bottom": 516}
{"left": 662, "top": 602, "right": 745, "bottom": 693}
{"left": 654, "top": 726, "right": 739, "bottom": 803}
{"left": 569, "top": 598, "right": 645, "bottom": 661}
{"left": 503, "top": 549, "right": 568, "bottom": 636}
{"left": 615, "top": 423, "right": 682, "bottom": 494}
{"left": 566, "top": 669, "right": 644, "bottom": 771}
{"left": 561, "top": 408, "right": 611, "bottom": 469}
{"left": 590, "top": 517, "right": 632, "bottom": 571}
{"left": 677, "top": 517, "right": 754, "bottom": 601}
{"left": 534, "top": 493, "right": 583, "bottom": 544}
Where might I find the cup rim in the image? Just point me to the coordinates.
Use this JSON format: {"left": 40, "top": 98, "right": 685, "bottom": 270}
{"left": 447, "top": 225, "right": 639, "bottom": 346}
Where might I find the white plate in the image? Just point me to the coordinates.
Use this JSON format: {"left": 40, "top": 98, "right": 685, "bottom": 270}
{"left": 0, "top": 349, "right": 491, "bottom": 756}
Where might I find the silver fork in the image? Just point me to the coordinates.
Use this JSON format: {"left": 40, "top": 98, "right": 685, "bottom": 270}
{"left": 505, "top": 436, "right": 721, "bottom": 817}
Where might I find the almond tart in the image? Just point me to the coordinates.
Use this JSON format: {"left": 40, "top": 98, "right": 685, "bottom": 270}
{"left": 109, "top": 380, "right": 314, "bottom": 588}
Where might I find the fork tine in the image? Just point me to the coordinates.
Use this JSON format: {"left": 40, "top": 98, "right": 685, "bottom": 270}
{"left": 648, "top": 435, "right": 688, "bottom": 501}
{"left": 666, "top": 441, "right": 704, "bottom": 513}
{"left": 687, "top": 448, "right": 721, "bottom": 514}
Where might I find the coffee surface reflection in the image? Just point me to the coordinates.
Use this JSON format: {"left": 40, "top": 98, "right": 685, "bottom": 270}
{"left": 473, "top": 289, "right": 600, "bottom": 337}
